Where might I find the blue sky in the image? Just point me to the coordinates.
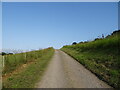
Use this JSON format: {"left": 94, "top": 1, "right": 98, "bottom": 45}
{"left": 2, "top": 2, "right": 118, "bottom": 50}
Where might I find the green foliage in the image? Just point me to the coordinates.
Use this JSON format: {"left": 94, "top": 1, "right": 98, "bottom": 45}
{"left": 1, "top": 52, "right": 7, "bottom": 56}
{"left": 61, "top": 30, "right": 120, "bottom": 88}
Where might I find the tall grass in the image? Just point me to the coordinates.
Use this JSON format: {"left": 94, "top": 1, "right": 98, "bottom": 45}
{"left": 3, "top": 47, "right": 54, "bottom": 75}
{"left": 3, "top": 47, "right": 55, "bottom": 88}
{"left": 61, "top": 30, "right": 120, "bottom": 88}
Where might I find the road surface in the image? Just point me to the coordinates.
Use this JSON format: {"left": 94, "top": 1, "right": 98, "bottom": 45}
{"left": 36, "top": 50, "right": 111, "bottom": 88}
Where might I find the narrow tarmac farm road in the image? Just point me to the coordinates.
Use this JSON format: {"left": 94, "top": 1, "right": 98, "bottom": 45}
{"left": 36, "top": 50, "right": 111, "bottom": 88}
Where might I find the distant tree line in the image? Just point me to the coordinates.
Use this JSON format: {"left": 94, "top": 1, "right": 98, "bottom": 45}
{"left": 71, "top": 30, "right": 120, "bottom": 45}
{"left": 0, "top": 52, "right": 13, "bottom": 56}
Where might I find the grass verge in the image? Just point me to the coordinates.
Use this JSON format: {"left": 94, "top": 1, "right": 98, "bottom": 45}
{"left": 2, "top": 47, "right": 54, "bottom": 88}
{"left": 61, "top": 30, "right": 120, "bottom": 88}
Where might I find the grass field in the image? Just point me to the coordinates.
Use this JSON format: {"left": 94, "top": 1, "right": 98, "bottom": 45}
{"left": 2, "top": 47, "right": 54, "bottom": 88}
{"left": 61, "top": 30, "right": 120, "bottom": 88}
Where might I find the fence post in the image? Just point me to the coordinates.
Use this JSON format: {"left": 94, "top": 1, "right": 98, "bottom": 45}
{"left": 2, "top": 56, "right": 4, "bottom": 68}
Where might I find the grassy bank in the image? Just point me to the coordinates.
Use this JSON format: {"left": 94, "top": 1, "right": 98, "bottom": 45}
{"left": 61, "top": 30, "right": 120, "bottom": 88}
{"left": 2, "top": 47, "right": 54, "bottom": 88}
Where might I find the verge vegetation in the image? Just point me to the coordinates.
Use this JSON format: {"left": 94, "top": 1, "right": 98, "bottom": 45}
{"left": 61, "top": 30, "right": 120, "bottom": 88}
{"left": 2, "top": 47, "right": 54, "bottom": 88}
